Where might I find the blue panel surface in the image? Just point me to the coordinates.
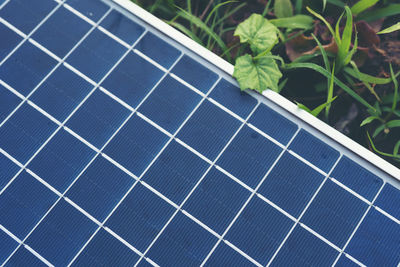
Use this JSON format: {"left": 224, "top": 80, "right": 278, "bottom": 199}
{"left": 6, "top": 247, "right": 47, "bottom": 267}
{"left": 66, "top": 0, "right": 108, "bottom": 22}
{"left": 0, "top": 84, "right": 21, "bottom": 121}
{"left": 0, "top": 154, "right": 19, "bottom": 191}
{"left": 336, "top": 255, "right": 360, "bottom": 267}
{"left": 0, "top": 23, "right": 22, "bottom": 61}
{"left": 375, "top": 183, "right": 400, "bottom": 220}
{"left": 0, "top": 229, "right": 18, "bottom": 263}
{"left": 205, "top": 242, "right": 254, "bottom": 267}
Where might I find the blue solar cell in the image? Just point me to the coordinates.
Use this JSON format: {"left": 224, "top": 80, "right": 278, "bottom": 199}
{"left": 375, "top": 183, "right": 400, "bottom": 220}
{"left": 0, "top": 154, "right": 19, "bottom": 192}
{"left": 28, "top": 129, "right": 96, "bottom": 192}
{"left": 248, "top": 103, "right": 298, "bottom": 145}
{"left": 205, "top": 242, "right": 254, "bottom": 266}
{"left": 0, "top": 84, "right": 21, "bottom": 121}
{"left": 0, "top": 171, "right": 57, "bottom": 239}
{"left": 289, "top": 130, "right": 340, "bottom": 173}
{"left": 100, "top": 10, "right": 144, "bottom": 45}
{"left": 106, "top": 183, "right": 175, "bottom": 251}
{"left": 0, "top": 229, "right": 18, "bottom": 263}
{"left": 0, "top": 42, "right": 57, "bottom": 96}
{"left": 66, "top": 90, "right": 130, "bottom": 148}
{"left": 210, "top": 79, "right": 257, "bottom": 119}
{"left": 0, "top": 23, "right": 22, "bottom": 61}
{"left": 147, "top": 212, "right": 218, "bottom": 266}
{"left": 6, "top": 247, "right": 47, "bottom": 267}
{"left": 65, "top": 0, "right": 109, "bottom": 22}
{"left": 26, "top": 199, "right": 97, "bottom": 266}
{"left": 67, "top": 156, "right": 134, "bottom": 222}
{"left": 336, "top": 255, "right": 359, "bottom": 266}
{"left": 135, "top": 32, "right": 181, "bottom": 69}
{"left": 139, "top": 75, "right": 202, "bottom": 133}
{"left": 0, "top": 103, "right": 57, "bottom": 164}
{"left": 0, "top": 0, "right": 56, "bottom": 34}
{"left": 172, "top": 55, "right": 218, "bottom": 93}
{"left": 67, "top": 28, "right": 126, "bottom": 82}
{"left": 346, "top": 208, "right": 400, "bottom": 266}
{"left": 217, "top": 125, "right": 282, "bottom": 189}
{"left": 183, "top": 167, "right": 250, "bottom": 235}
{"left": 32, "top": 7, "right": 91, "bottom": 58}
{"left": 72, "top": 228, "right": 139, "bottom": 266}
{"left": 30, "top": 65, "right": 93, "bottom": 122}
{"left": 104, "top": 115, "right": 169, "bottom": 176}
{"left": 142, "top": 140, "right": 209, "bottom": 204}
{"left": 177, "top": 100, "right": 241, "bottom": 160}
{"left": 301, "top": 179, "right": 368, "bottom": 247}
{"left": 270, "top": 225, "right": 338, "bottom": 266}
{"left": 136, "top": 259, "right": 154, "bottom": 267}
{"left": 101, "top": 51, "right": 164, "bottom": 108}
{"left": 226, "top": 196, "right": 294, "bottom": 264}
{"left": 331, "top": 156, "right": 383, "bottom": 201}
{"left": 259, "top": 152, "right": 325, "bottom": 218}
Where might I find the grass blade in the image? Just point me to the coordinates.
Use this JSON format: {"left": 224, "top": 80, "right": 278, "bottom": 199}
{"left": 367, "top": 132, "right": 400, "bottom": 160}
{"left": 343, "top": 67, "right": 398, "bottom": 84}
{"left": 351, "top": 0, "right": 379, "bottom": 16}
{"left": 336, "top": 6, "right": 353, "bottom": 70}
{"left": 326, "top": 63, "right": 335, "bottom": 117}
{"left": 357, "top": 4, "right": 400, "bottom": 22}
{"left": 390, "top": 64, "right": 399, "bottom": 111}
{"left": 378, "top": 22, "right": 400, "bottom": 34}
{"left": 168, "top": 21, "right": 203, "bottom": 44}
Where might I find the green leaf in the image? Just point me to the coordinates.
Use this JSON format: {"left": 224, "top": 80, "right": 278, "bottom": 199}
{"left": 351, "top": 0, "right": 379, "bottom": 16}
{"left": 357, "top": 4, "right": 400, "bottom": 22}
{"left": 307, "top": 7, "right": 339, "bottom": 46}
{"left": 296, "top": 102, "right": 312, "bottom": 113}
{"left": 373, "top": 124, "right": 386, "bottom": 138}
{"left": 360, "top": 116, "right": 379, "bottom": 126}
{"left": 367, "top": 132, "right": 400, "bottom": 160}
{"left": 234, "top": 14, "right": 278, "bottom": 54}
{"left": 390, "top": 64, "right": 399, "bottom": 111}
{"left": 394, "top": 140, "right": 400, "bottom": 156}
{"left": 336, "top": 6, "right": 353, "bottom": 70}
{"left": 233, "top": 54, "right": 282, "bottom": 93}
{"left": 296, "top": 96, "right": 338, "bottom": 117}
{"left": 270, "top": 15, "right": 314, "bottom": 29}
{"left": 378, "top": 22, "right": 400, "bottom": 34}
{"left": 274, "top": 0, "right": 293, "bottom": 18}
{"left": 343, "top": 67, "right": 395, "bottom": 85}
{"left": 386, "top": 120, "right": 400, "bottom": 129}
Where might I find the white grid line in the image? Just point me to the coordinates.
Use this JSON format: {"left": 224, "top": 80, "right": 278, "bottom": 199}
{"left": 0, "top": 0, "right": 10, "bottom": 10}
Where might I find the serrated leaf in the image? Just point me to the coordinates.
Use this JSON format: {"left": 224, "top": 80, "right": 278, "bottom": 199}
{"left": 233, "top": 54, "right": 282, "bottom": 93}
{"left": 274, "top": 0, "right": 293, "bottom": 18}
{"left": 234, "top": 14, "right": 278, "bottom": 54}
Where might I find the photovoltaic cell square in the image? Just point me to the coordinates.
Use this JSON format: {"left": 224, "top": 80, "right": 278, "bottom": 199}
{"left": 177, "top": 100, "right": 241, "bottom": 160}
{"left": 217, "top": 125, "right": 282, "bottom": 189}
{"left": 0, "top": 23, "right": 22, "bottom": 62}
{"left": 375, "top": 183, "right": 400, "bottom": 220}
{"left": 32, "top": 7, "right": 91, "bottom": 58}
{"left": 142, "top": 140, "right": 209, "bottom": 205}
{"left": 67, "top": 156, "right": 134, "bottom": 222}
{"left": 137, "top": 259, "right": 153, "bottom": 267}
{"left": 147, "top": 212, "right": 218, "bottom": 266}
{"left": 0, "top": 171, "right": 58, "bottom": 239}
{"left": 346, "top": 208, "right": 400, "bottom": 266}
{"left": 336, "top": 255, "right": 359, "bottom": 267}
{"left": 26, "top": 199, "right": 97, "bottom": 266}
{"left": 301, "top": 179, "right": 368, "bottom": 247}
{"left": 331, "top": 156, "right": 383, "bottom": 201}
{"left": 66, "top": 90, "right": 131, "bottom": 148}
{"left": 0, "top": 103, "right": 57, "bottom": 164}
{"left": 258, "top": 152, "right": 325, "bottom": 218}
{"left": 106, "top": 183, "right": 175, "bottom": 252}
{"left": 183, "top": 167, "right": 250, "bottom": 235}
{"left": 226, "top": 197, "right": 294, "bottom": 264}
{"left": 205, "top": 242, "right": 254, "bottom": 266}
{"left": 139, "top": 75, "right": 202, "bottom": 133}
{"left": 0, "top": 84, "right": 21, "bottom": 121}
{"left": 289, "top": 129, "right": 340, "bottom": 173}
{"left": 0, "top": 154, "right": 19, "bottom": 192}
{"left": 6, "top": 247, "right": 47, "bottom": 267}
{"left": 0, "top": 228, "right": 18, "bottom": 263}
{"left": 0, "top": 42, "right": 57, "bottom": 96}
{"left": 101, "top": 51, "right": 164, "bottom": 108}
{"left": 65, "top": 0, "right": 108, "bottom": 22}
{"left": 28, "top": 129, "right": 96, "bottom": 192}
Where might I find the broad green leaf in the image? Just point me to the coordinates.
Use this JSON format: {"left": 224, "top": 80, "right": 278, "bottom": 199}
{"left": 270, "top": 15, "right": 314, "bottom": 29}
{"left": 274, "top": 0, "right": 293, "bottom": 18}
{"left": 234, "top": 14, "right": 278, "bottom": 54}
{"left": 378, "top": 22, "right": 400, "bottom": 34}
{"left": 233, "top": 54, "right": 282, "bottom": 93}
{"left": 351, "top": 0, "right": 379, "bottom": 16}
{"left": 360, "top": 116, "right": 378, "bottom": 126}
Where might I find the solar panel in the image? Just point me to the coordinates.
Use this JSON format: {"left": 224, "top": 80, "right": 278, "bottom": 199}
{"left": 0, "top": 0, "right": 399, "bottom": 266}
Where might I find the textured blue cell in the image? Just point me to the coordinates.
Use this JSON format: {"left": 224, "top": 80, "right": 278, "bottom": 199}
{"left": 136, "top": 32, "right": 181, "bottom": 69}
{"left": 184, "top": 167, "right": 250, "bottom": 235}
{"left": 32, "top": 7, "right": 91, "bottom": 58}
{"left": 0, "top": 154, "right": 19, "bottom": 192}
{"left": 225, "top": 197, "right": 294, "bottom": 264}
{"left": 336, "top": 255, "right": 359, "bottom": 267}
{"left": 0, "top": 23, "right": 22, "bottom": 61}
{"left": 0, "top": 84, "right": 21, "bottom": 121}
{"left": 177, "top": 100, "right": 241, "bottom": 160}
{"left": 301, "top": 179, "right": 368, "bottom": 247}
{"left": 67, "top": 29, "right": 126, "bottom": 82}
{"left": 248, "top": 103, "right": 298, "bottom": 145}
{"left": 210, "top": 79, "right": 257, "bottom": 119}
{"left": 26, "top": 199, "right": 97, "bottom": 266}
{"left": 0, "top": 171, "right": 57, "bottom": 239}
{"left": 331, "top": 156, "right": 383, "bottom": 201}
{"left": 142, "top": 140, "right": 209, "bottom": 205}
{"left": 139, "top": 75, "right": 201, "bottom": 133}
{"left": 30, "top": 65, "right": 93, "bottom": 122}
{"left": 28, "top": 129, "right": 96, "bottom": 192}
{"left": 258, "top": 152, "right": 325, "bottom": 218}
{"left": 66, "top": 90, "right": 131, "bottom": 148}
{"left": 217, "top": 125, "right": 282, "bottom": 189}
{"left": 0, "top": 42, "right": 57, "bottom": 96}
{"left": 104, "top": 115, "right": 169, "bottom": 176}
{"left": 100, "top": 10, "right": 144, "bottom": 45}
{"left": 375, "top": 183, "right": 400, "bottom": 220}
{"left": 346, "top": 208, "right": 400, "bottom": 266}
{"left": 136, "top": 259, "right": 154, "bottom": 267}
{"left": 270, "top": 225, "right": 338, "bottom": 266}
{"left": 67, "top": 156, "right": 134, "bottom": 222}
{"left": 106, "top": 183, "right": 175, "bottom": 251}
{"left": 0, "top": 0, "right": 56, "bottom": 34}
{"left": 6, "top": 247, "right": 47, "bottom": 267}
{"left": 205, "top": 242, "right": 254, "bottom": 266}
{"left": 65, "top": 0, "right": 108, "bottom": 22}
{"left": 147, "top": 212, "right": 218, "bottom": 266}
{"left": 172, "top": 55, "right": 218, "bottom": 93}
{"left": 289, "top": 129, "right": 340, "bottom": 173}
{"left": 0, "top": 229, "right": 18, "bottom": 263}
{"left": 101, "top": 51, "right": 164, "bottom": 108}
{"left": 0, "top": 103, "right": 57, "bottom": 164}
{"left": 72, "top": 228, "right": 139, "bottom": 266}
